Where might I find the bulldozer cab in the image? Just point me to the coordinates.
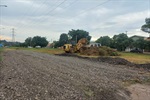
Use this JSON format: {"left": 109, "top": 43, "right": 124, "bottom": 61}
{"left": 63, "top": 44, "right": 73, "bottom": 53}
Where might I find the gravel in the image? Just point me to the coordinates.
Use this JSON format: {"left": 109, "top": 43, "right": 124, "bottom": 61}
{"left": 0, "top": 50, "right": 149, "bottom": 100}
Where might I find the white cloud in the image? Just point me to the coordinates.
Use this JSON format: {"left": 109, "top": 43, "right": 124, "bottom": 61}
{"left": 1, "top": 0, "right": 149, "bottom": 42}
{"left": 14, "top": 0, "right": 33, "bottom": 4}
{"left": 113, "top": 10, "right": 148, "bottom": 25}
{"left": 91, "top": 8, "right": 111, "bottom": 16}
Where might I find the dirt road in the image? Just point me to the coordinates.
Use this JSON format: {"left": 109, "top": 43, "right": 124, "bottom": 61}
{"left": 0, "top": 50, "right": 150, "bottom": 100}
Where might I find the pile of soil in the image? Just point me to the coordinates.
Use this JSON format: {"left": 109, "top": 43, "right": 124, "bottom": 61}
{"left": 79, "top": 46, "right": 119, "bottom": 56}
{"left": 55, "top": 53, "right": 150, "bottom": 71}
{"left": 80, "top": 47, "right": 99, "bottom": 56}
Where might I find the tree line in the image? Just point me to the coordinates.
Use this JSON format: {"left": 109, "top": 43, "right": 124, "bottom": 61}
{"left": 95, "top": 33, "right": 150, "bottom": 51}
{"left": 54, "top": 29, "right": 91, "bottom": 48}
{"left": 21, "top": 36, "right": 48, "bottom": 47}
{"left": 21, "top": 29, "right": 150, "bottom": 52}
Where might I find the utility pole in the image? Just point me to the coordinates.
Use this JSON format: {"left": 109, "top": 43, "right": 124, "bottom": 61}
{"left": 12, "top": 28, "right": 15, "bottom": 42}
{"left": 125, "top": 31, "right": 128, "bottom": 34}
{"left": 76, "top": 35, "right": 77, "bottom": 43}
{"left": 0, "top": 4, "right": 7, "bottom": 42}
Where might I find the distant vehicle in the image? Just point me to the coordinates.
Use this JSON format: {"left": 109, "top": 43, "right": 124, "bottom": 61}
{"left": 28, "top": 46, "right": 33, "bottom": 48}
{"left": 130, "top": 48, "right": 143, "bottom": 53}
{"left": 35, "top": 46, "right": 41, "bottom": 48}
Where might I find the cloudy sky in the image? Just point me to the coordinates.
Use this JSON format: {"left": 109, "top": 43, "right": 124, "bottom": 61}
{"left": 0, "top": 0, "right": 149, "bottom": 42}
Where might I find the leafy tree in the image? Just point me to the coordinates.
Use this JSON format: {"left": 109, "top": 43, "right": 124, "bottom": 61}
{"left": 96, "top": 36, "right": 112, "bottom": 46}
{"left": 53, "top": 33, "right": 68, "bottom": 48}
{"left": 68, "top": 29, "right": 91, "bottom": 43}
{"left": 25, "top": 37, "right": 32, "bottom": 46}
{"left": 112, "top": 33, "right": 129, "bottom": 51}
{"left": 133, "top": 38, "right": 146, "bottom": 49}
{"left": 141, "top": 18, "right": 150, "bottom": 37}
{"left": 132, "top": 38, "right": 150, "bottom": 51}
{"left": 30, "top": 36, "right": 48, "bottom": 47}
{"left": 59, "top": 33, "right": 68, "bottom": 46}
{"left": 53, "top": 41, "right": 60, "bottom": 48}
{"left": 145, "top": 40, "right": 150, "bottom": 51}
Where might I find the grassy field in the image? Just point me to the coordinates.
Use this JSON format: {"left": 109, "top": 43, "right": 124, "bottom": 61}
{"left": 6, "top": 47, "right": 150, "bottom": 64}
{"left": 7, "top": 47, "right": 65, "bottom": 55}
{"left": 119, "top": 52, "right": 150, "bottom": 64}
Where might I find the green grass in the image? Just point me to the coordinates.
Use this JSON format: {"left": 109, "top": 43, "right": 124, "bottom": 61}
{"left": 7, "top": 47, "right": 65, "bottom": 55}
{"left": 119, "top": 52, "right": 150, "bottom": 64}
{"left": 0, "top": 48, "right": 4, "bottom": 61}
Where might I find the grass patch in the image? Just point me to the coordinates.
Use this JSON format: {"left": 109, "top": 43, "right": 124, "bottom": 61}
{"left": 0, "top": 48, "right": 4, "bottom": 61}
{"left": 8, "top": 47, "right": 65, "bottom": 55}
{"left": 119, "top": 52, "right": 150, "bottom": 64}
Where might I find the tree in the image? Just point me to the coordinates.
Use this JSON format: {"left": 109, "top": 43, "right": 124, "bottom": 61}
{"left": 112, "top": 33, "right": 129, "bottom": 51}
{"left": 141, "top": 18, "right": 150, "bottom": 37}
{"left": 53, "top": 41, "right": 60, "bottom": 48}
{"left": 30, "top": 36, "right": 48, "bottom": 47}
{"left": 25, "top": 37, "right": 32, "bottom": 46}
{"left": 96, "top": 36, "right": 112, "bottom": 47}
{"left": 132, "top": 38, "right": 146, "bottom": 49}
{"left": 59, "top": 33, "right": 68, "bottom": 46}
{"left": 68, "top": 29, "right": 91, "bottom": 44}
{"left": 145, "top": 40, "right": 150, "bottom": 51}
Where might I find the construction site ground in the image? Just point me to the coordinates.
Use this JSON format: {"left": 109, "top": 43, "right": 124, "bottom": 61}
{"left": 0, "top": 50, "right": 150, "bottom": 100}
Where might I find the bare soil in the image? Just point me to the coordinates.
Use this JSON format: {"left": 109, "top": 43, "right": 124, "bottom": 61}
{"left": 0, "top": 50, "right": 150, "bottom": 100}
{"left": 127, "top": 84, "right": 150, "bottom": 100}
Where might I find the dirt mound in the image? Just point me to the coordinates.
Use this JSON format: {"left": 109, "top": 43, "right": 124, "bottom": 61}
{"left": 79, "top": 46, "right": 119, "bottom": 56}
{"left": 136, "top": 63, "right": 150, "bottom": 70}
{"left": 97, "top": 57, "right": 134, "bottom": 66}
{"left": 80, "top": 47, "right": 99, "bottom": 56}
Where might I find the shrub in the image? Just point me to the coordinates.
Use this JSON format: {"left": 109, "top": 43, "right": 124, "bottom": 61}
{"left": 99, "top": 48, "right": 107, "bottom": 56}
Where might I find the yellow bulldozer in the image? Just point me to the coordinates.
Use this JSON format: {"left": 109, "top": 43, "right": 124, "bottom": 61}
{"left": 63, "top": 38, "right": 88, "bottom": 53}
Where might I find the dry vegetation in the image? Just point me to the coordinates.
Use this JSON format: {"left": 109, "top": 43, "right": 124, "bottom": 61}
{"left": 119, "top": 52, "right": 150, "bottom": 64}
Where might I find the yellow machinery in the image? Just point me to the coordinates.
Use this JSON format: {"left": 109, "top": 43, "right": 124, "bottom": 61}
{"left": 63, "top": 38, "right": 88, "bottom": 53}
{"left": 63, "top": 44, "right": 74, "bottom": 53}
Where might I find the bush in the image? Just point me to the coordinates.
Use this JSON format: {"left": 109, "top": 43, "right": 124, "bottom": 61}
{"left": 99, "top": 48, "right": 107, "bottom": 56}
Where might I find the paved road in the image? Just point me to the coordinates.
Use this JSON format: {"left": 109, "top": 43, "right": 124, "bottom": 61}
{"left": 0, "top": 50, "right": 149, "bottom": 100}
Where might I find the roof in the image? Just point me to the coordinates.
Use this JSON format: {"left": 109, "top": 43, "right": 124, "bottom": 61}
{"left": 130, "top": 35, "right": 145, "bottom": 38}
{"left": 130, "top": 35, "right": 145, "bottom": 41}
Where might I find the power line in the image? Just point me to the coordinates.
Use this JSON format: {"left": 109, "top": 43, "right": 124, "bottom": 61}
{"left": 69, "top": 0, "right": 112, "bottom": 19}
{"left": 17, "top": 0, "right": 68, "bottom": 34}
{"left": 15, "top": 1, "right": 35, "bottom": 29}
{"left": 17, "top": 0, "right": 56, "bottom": 29}
{"left": 16, "top": 0, "right": 111, "bottom": 40}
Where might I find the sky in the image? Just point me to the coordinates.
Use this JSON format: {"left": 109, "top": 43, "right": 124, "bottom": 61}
{"left": 0, "top": 0, "right": 150, "bottom": 42}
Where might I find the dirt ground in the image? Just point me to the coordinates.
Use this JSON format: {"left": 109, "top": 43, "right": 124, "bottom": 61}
{"left": 127, "top": 84, "right": 150, "bottom": 100}
{"left": 0, "top": 50, "right": 150, "bottom": 100}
